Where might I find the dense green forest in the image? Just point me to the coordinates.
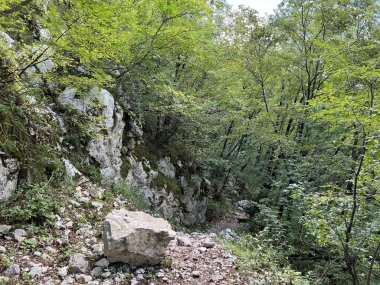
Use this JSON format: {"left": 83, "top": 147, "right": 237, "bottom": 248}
{"left": 1, "top": 0, "right": 380, "bottom": 284}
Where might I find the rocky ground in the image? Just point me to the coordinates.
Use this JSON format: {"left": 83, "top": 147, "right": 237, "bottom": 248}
{"left": 0, "top": 181, "right": 248, "bottom": 285}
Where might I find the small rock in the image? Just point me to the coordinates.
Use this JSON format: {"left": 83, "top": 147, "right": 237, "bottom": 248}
{"left": 30, "top": 264, "right": 48, "bottom": 278}
{"left": 79, "top": 196, "right": 90, "bottom": 203}
{"left": 0, "top": 225, "right": 11, "bottom": 236}
{"left": 201, "top": 239, "right": 215, "bottom": 249}
{"left": 156, "top": 271, "right": 165, "bottom": 278}
{"left": 191, "top": 271, "right": 200, "bottom": 278}
{"left": 61, "top": 276, "right": 75, "bottom": 285}
{"left": 101, "top": 271, "right": 111, "bottom": 278}
{"left": 136, "top": 273, "right": 144, "bottom": 280}
{"left": 196, "top": 247, "right": 207, "bottom": 253}
{"left": 85, "top": 237, "right": 98, "bottom": 246}
{"left": 91, "top": 243, "right": 104, "bottom": 255}
{"left": 42, "top": 253, "right": 54, "bottom": 262}
{"left": 34, "top": 251, "right": 42, "bottom": 257}
{"left": 75, "top": 274, "right": 92, "bottom": 283}
{"left": 135, "top": 268, "right": 145, "bottom": 274}
{"left": 45, "top": 246, "right": 58, "bottom": 254}
{"left": 0, "top": 246, "right": 6, "bottom": 253}
{"left": 91, "top": 201, "right": 103, "bottom": 209}
{"left": 76, "top": 224, "right": 93, "bottom": 238}
{"left": 4, "top": 264, "right": 21, "bottom": 276}
{"left": 69, "top": 254, "right": 89, "bottom": 273}
{"left": 130, "top": 278, "right": 139, "bottom": 285}
{"left": 88, "top": 282, "right": 100, "bottom": 285}
{"left": 58, "top": 266, "right": 68, "bottom": 278}
{"left": 95, "top": 258, "right": 109, "bottom": 269}
{"left": 210, "top": 274, "right": 224, "bottom": 282}
{"left": 176, "top": 236, "right": 192, "bottom": 247}
{"left": 12, "top": 228, "right": 26, "bottom": 242}
{"left": 0, "top": 277, "right": 10, "bottom": 283}
{"left": 91, "top": 267, "right": 102, "bottom": 277}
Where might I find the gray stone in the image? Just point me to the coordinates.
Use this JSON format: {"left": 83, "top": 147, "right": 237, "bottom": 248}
{"left": 0, "top": 277, "right": 10, "bottom": 283}
{"left": 76, "top": 224, "right": 93, "bottom": 238}
{"left": 0, "top": 225, "right": 11, "bottom": 236}
{"left": 0, "top": 246, "right": 6, "bottom": 253}
{"left": 57, "top": 266, "right": 68, "bottom": 278}
{"left": 158, "top": 157, "right": 176, "bottom": 178}
{"left": 196, "top": 247, "right": 207, "bottom": 254}
{"left": 12, "top": 228, "right": 26, "bottom": 242}
{"left": 191, "top": 271, "right": 200, "bottom": 278}
{"left": 136, "top": 273, "right": 144, "bottom": 280}
{"left": 36, "top": 58, "right": 54, "bottom": 74}
{"left": 156, "top": 272, "right": 165, "bottom": 278}
{"left": 91, "top": 243, "right": 104, "bottom": 255}
{"left": 135, "top": 268, "right": 145, "bottom": 274}
{"left": 91, "top": 267, "right": 102, "bottom": 277}
{"left": 0, "top": 31, "right": 14, "bottom": 47}
{"left": 91, "top": 201, "right": 103, "bottom": 209}
{"left": 211, "top": 274, "right": 224, "bottom": 282}
{"left": 176, "top": 236, "right": 192, "bottom": 247}
{"left": 101, "top": 271, "right": 111, "bottom": 278}
{"left": 39, "top": 28, "right": 51, "bottom": 41}
{"left": 63, "top": 158, "right": 82, "bottom": 179}
{"left": 103, "top": 209, "right": 175, "bottom": 265}
{"left": 69, "top": 254, "right": 89, "bottom": 273}
{"left": 0, "top": 158, "right": 20, "bottom": 201}
{"left": 75, "top": 274, "right": 92, "bottom": 283}
{"left": 61, "top": 276, "right": 75, "bottom": 285}
{"left": 58, "top": 87, "right": 125, "bottom": 184}
{"left": 4, "top": 264, "right": 21, "bottom": 276}
{"left": 95, "top": 258, "right": 109, "bottom": 269}
{"left": 201, "top": 239, "right": 215, "bottom": 249}
{"left": 30, "top": 264, "right": 48, "bottom": 278}
{"left": 236, "top": 200, "right": 255, "bottom": 212}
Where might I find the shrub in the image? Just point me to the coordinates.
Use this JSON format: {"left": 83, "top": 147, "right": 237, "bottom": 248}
{"left": 111, "top": 180, "right": 149, "bottom": 211}
{"left": 0, "top": 183, "right": 61, "bottom": 225}
{"left": 205, "top": 199, "right": 232, "bottom": 221}
{"left": 221, "top": 234, "right": 313, "bottom": 285}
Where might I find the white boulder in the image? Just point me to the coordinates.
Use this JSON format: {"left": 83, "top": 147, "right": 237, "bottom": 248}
{"left": 102, "top": 209, "right": 175, "bottom": 265}
{"left": 0, "top": 158, "right": 19, "bottom": 201}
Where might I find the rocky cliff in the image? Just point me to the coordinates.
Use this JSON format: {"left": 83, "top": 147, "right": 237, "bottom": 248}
{"left": 0, "top": 31, "right": 211, "bottom": 226}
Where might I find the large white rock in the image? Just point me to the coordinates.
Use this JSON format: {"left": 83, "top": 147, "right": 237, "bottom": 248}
{"left": 102, "top": 209, "right": 175, "bottom": 265}
{"left": 58, "top": 87, "right": 125, "bottom": 184}
{"left": 158, "top": 157, "right": 176, "bottom": 178}
{"left": 0, "top": 158, "right": 19, "bottom": 200}
{"left": 0, "top": 31, "right": 14, "bottom": 47}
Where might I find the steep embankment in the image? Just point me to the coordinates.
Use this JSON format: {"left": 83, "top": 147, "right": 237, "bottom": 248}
{"left": 0, "top": 177, "right": 245, "bottom": 285}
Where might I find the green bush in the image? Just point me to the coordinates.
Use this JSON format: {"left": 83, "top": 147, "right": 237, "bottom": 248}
{"left": 151, "top": 171, "right": 181, "bottom": 197}
{"left": 111, "top": 180, "right": 149, "bottom": 211}
{"left": 205, "top": 199, "right": 232, "bottom": 221}
{"left": 222, "top": 234, "right": 313, "bottom": 285}
{"left": 0, "top": 183, "right": 61, "bottom": 225}
{"left": 20, "top": 239, "right": 38, "bottom": 252}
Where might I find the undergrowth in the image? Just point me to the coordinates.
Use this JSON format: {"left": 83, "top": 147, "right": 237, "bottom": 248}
{"left": 106, "top": 180, "right": 149, "bottom": 211}
{"left": 0, "top": 183, "right": 62, "bottom": 226}
{"left": 221, "top": 234, "right": 315, "bottom": 285}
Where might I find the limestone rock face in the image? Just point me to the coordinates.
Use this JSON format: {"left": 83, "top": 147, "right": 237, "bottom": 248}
{"left": 158, "top": 157, "right": 176, "bottom": 178}
{"left": 125, "top": 155, "right": 210, "bottom": 226}
{"left": 0, "top": 31, "right": 14, "bottom": 47}
{"left": 102, "top": 209, "right": 175, "bottom": 265}
{"left": 0, "top": 158, "right": 20, "bottom": 201}
{"left": 58, "top": 87, "right": 125, "bottom": 184}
